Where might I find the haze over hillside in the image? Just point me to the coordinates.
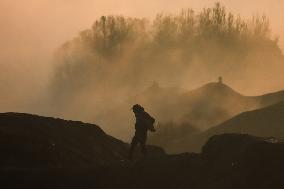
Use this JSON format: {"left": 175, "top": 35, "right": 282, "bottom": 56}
{"left": 148, "top": 81, "right": 284, "bottom": 152}
{"left": 157, "top": 100, "right": 284, "bottom": 153}
{"left": 136, "top": 79, "right": 284, "bottom": 129}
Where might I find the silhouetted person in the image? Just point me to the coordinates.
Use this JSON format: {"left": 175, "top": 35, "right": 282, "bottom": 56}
{"left": 129, "top": 104, "right": 156, "bottom": 159}
{"left": 218, "top": 76, "right": 223, "bottom": 84}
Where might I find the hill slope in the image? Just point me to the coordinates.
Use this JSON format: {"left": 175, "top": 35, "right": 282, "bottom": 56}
{"left": 177, "top": 81, "right": 255, "bottom": 128}
{"left": 180, "top": 101, "right": 284, "bottom": 153}
{"left": 0, "top": 113, "right": 164, "bottom": 169}
{"left": 176, "top": 81, "right": 284, "bottom": 129}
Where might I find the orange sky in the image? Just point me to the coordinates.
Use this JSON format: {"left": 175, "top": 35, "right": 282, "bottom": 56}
{"left": 1, "top": 0, "right": 283, "bottom": 55}
{"left": 0, "top": 0, "right": 284, "bottom": 112}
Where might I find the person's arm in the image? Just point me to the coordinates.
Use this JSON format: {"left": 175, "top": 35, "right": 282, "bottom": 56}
{"left": 144, "top": 112, "right": 156, "bottom": 132}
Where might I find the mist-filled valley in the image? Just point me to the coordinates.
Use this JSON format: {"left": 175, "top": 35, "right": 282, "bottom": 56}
{"left": 35, "top": 3, "right": 284, "bottom": 141}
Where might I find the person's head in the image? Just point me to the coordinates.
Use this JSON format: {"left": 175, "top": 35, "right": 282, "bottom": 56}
{"left": 132, "top": 104, "right": 144, "bottom": 113}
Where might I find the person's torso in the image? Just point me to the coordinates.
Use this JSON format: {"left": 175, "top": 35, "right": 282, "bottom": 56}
{"left": 135, "top": 111, "right": 151, "bottom": 133}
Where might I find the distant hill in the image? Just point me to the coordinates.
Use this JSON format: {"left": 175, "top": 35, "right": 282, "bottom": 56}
{"left": 138, "top": 80, "right": 284, "bottom": 130}
{"left": 256, "top": 90, "right": 284, "bottom": 106}
{"left": 174, "top": 80, "right": 284, "bottom": 129}
{"left": 0, "top": 113, "right": 165, "bottom": 169}
{"left": 176, "top": 81, "right": 255, "bottom": 129}
{"left": 147, "top": 81, "right": 284, "bottom": 152}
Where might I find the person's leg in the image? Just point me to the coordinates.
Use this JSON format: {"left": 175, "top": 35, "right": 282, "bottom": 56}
{"left": 129, "top": 136, "right": 138, "bottom": 159}
{"left": 141, "top": 142, "right": 147, "bottom": 157}
{"left": 140, "top": 135, "right": 147, "bottom": 157}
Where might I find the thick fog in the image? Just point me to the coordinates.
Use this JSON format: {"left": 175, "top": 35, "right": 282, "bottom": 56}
{"left": 1, "top": 0, "right": 284, "bottom": 140}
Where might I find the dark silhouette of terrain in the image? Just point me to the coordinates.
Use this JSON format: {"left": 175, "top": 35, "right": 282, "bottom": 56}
{"left": 1, "top": 133, "right": 284, "bottom": 189}
{"left": 0, "top": 113, "right": 164, "bottom": 170}
{"left": 148, "top": 81, "right": 284, "bottom": 152}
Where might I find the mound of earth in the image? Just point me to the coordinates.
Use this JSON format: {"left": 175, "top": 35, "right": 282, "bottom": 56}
{"left": 0, "top": 112, "right": 165, "bottom": 169}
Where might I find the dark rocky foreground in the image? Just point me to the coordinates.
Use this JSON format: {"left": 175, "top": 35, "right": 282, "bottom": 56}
{"left": 0, "top": 113, "right": 164, "bottom": 169}
{"left": 1, "top": 134, "right": 284, "bottom": 189}
{"left": 0, "top": 113, "right": 284, "bottom": 188}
